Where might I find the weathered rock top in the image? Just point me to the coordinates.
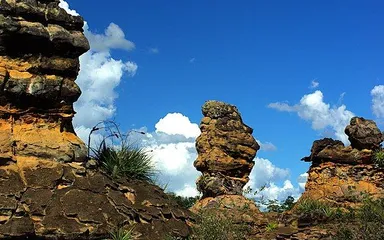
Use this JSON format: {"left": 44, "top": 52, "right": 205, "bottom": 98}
{"left": 302, "top": 117, "right": 383, "bottom": 165}
{"left": 194, "top": 100, "right": 259, "bottom": 198}
{"left": 345, "top": 117, "right": 384, "bottom": 150}
{"left": 299, "top": 117, "right": 384, "bottom": 208}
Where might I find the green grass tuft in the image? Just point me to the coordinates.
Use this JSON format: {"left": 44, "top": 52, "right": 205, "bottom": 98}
{"left": 94, "top": 142, "right": 156, "bottom": 182}
{"left": 109, "top": 227, "right": 133, "bottom": 240}
{"left": 373, "top": 149, "right": 384, "bottom": 167}
{"left": 265, "top": 222, "right": 278, "bottom": 232}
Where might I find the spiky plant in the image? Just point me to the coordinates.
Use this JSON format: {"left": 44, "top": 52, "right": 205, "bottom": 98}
{"left": 373, "top": 149, "right": 384, "bottom": 167}
{"left": 94, "top": 141, "right": 156, "bottom": 181}
{"left": 109, "top": 227, "right": 133, "bottom": 240}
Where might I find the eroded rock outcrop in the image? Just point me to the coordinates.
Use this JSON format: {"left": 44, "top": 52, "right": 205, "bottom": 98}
{"left": 0, "top": 1, "right": 194, "bottom": 239}
{"left": 300, "top": 117, "right": 384, "bottom": 207}
{"left": 0, "top": 0, "right": 88, "bottom": 163}
{"left": 194, "top": 100, "right": 260, "bottom": 198}
{"left": 191, "top": 101, "right": 266, "bottom": 238}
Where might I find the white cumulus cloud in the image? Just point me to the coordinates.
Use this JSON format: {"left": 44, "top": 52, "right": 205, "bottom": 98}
{"left": 245, "top": 158, "right": 304, "bottom": 202}
{"left": 135, "top": 113, "right": 201, "bottom": 197}
{"left": 85, "top": 23, "right": 135, "bottom": 52}
{"left": 371, "top": 85, "right": 384, "bottom": 119}
{"left": 58, "top": 0, "right": 79, "bottom": 16}
{"left": 268, "top": 90, "right": 355, "bottom": 144}
{"left": 59, "top": 1, "right": 138, "bottom": 144}
{"left": 155, "top": 113, "right": 201, "bottom": 139}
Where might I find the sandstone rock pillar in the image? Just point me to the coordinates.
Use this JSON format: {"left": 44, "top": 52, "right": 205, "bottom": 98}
{"left": 194, "top": 100, "right": 260, "bottom": 198}
{"left": 0, "top": 0, "right": 89, "bottom": 163}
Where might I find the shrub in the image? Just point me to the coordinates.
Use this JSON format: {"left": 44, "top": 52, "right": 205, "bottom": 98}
{"left": 295, "top": 198, "right": 337, "bottom": 219}
{"left": 333, "top": 196, "right": 384, "bottom": 240}
{"left": 373, "top": 149, "right": 384, "bottom": 167}
{"left": 190, "top": 209, "right": 248, "bottom": 240}
{"left": 265, "top": 222, "right": 278, "bottom": 232}
{"left": 94, "top": 142, "right": 156, "bottom": 181}
{"left": 166, "top": 192, "right": 200, "bottom": 209}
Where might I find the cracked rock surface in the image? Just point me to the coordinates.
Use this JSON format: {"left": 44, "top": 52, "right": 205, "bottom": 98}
{"left": 0, "top": 159, "right": 193, "bottom": 239}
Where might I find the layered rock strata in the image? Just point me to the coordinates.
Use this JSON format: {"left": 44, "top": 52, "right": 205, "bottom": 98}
{"left": 194, "top": 100, "right": 260, "bottom": 198}
{"left": 191, "top": 101, "right": 264, "bottom": 239}
{"left": 0, "top": 1, "right": 194, "bottom": 239}
{"left": 300, "top": 117, "right": 384, "bottom": 207}
{"left": 0, "top": 0, "right": 88, "bottom": 163}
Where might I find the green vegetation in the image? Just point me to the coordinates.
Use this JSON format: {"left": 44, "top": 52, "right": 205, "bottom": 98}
{"left": 294, "top": 198, "right": 341, "bottom": 220}
{"left": 266, "top": 196, "right": 296, "bottom": 213}
{"left": 109, "top": 227, "right": 133, "bottom": 240}
{"left": 373, "top": 149, "right": 384, "bottom": 167}
{"left": 189, "top": 209, "right": 249, "bottom": 240}
{"left": 333, "top": 197, "right": 384, "bottom": 240}
{"left": 166, "top": 192, "right": 200, "bottom": 209}
{"left": 94, "top": 142, "right": 155, "bottom": 181}
{"left": 265, "top": 222, "right": 278, "bottom": 232}
{"left": 90, "top": 121, "right": 156, "bottom": 182}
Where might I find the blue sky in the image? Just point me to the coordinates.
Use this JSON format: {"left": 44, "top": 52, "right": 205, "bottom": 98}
{"left": 61, "top": 1, "right": 384, "bottom": 200}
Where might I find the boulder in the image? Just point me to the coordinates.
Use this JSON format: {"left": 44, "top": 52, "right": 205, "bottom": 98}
{"left": 345, "top": 117, "right": 384, "bottom": 150}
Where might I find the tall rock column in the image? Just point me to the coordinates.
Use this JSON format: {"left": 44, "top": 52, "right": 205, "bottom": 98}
{"left": 0, "top": 0, "right": 89, "bottom": 162}
{"left": 194, "top": 100, "right": 260, "bottom": 198}
{"left": 191, "top": 101, "right": 265, "bottom": 238}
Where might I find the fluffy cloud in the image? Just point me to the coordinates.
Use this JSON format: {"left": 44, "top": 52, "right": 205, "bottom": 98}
{"left": 245, "top": 158, "right": 305, "bottom": 202}
{"left": 248, "top": 158, "right": 290, "bottom": 189}
{"left": 371, "top": 85, "right": 384, "bottom": 119}
{"left": 58, "top": 0, "right": 79, "bottom": 16}
{"left": 73, "top": 27, "right": 137, "bottom": 140}
{"left": 268, "top": 90, "right": 355, "bottom": 144}
{"left": 59, "top": 1, "right": 138, "bottom": 145}
{"left": 85, "top": 23, "right": 135, "bottom": 52}
{"left": 138, "top": 113, "right": 200, "bottom": 196}
{"left": 155, "top": 113, "right": 201, "bottom": 139}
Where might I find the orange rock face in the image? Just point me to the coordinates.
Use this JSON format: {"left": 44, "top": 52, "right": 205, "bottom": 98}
{"left": 300, "top": 117, "right": 384, "bottom": 207}
{"left": 194, "top": 100, "right": 260, "bottom": 198}
{"left": 0, "top": 0, "right": 89, "bottom": 163}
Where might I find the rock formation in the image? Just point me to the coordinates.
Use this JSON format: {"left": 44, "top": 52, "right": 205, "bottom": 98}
{"left": 191, "top": 101, "right": 266, "bottom": 238}
{"left": 300, "top": 117, "right": 384, "bottom": 207}
{"left": 194, "top": 100, "right": 260, "bottom": 198}
{"left": 0, "top": 0, "right": 89, "bottom": 163}
{"left": 0, "top": 1, "right": 193, "bottom": 239}
{"left": 345, "top": 117, "right": 384, "bottom": 150}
